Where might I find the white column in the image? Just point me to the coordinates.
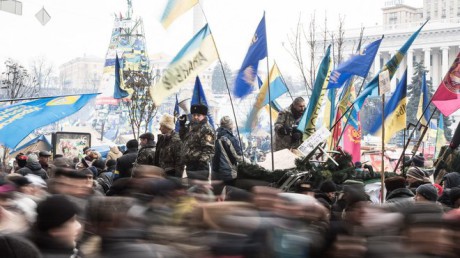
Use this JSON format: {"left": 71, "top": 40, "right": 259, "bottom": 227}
{"left": 407, "top": 49, "right": 414, "bottom": 78}
{"left": 441, "top": 46, "right": 449, "bottom": 76}
{"left": 390, "top": 51, "right": 397, "bottom": 90}
{"left": 374, "top": 52, "right": 381, "bottom": 75}
{"left": 432, "top": 49, "right": 440, "bottom": 86}
{"left": 424, "top": 48, "right": 431, "bottom": 80}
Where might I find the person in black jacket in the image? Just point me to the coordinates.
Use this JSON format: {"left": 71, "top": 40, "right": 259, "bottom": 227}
{"left": 212, "top": 116, "right": 242, "bottom": 186}
{"left": 17, "top": 154, "right": 48, "bottom": 180}
{"left": 114, "top": 139, "right": 138, "bottom": 181}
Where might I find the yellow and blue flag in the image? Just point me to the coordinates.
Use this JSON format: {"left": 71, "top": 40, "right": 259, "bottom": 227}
{"left": 369, "top": 70, "right": 407, "bottom": 143}
{"left": 191, "top": 76, "right": 215, "bottom": 128}
{"left": 234, "top": 14, "right": 268, "bottom": 98}
{"left": 0, "top": 94, "right": 98, "bottom": 149}
{"left": 417, "top": 72, "right": 437, "bottom": 129}
{"left": 113, "top": 54, "right": 130, "bottom": 99}
{"left": 244, "top": 65, "right": 288, "bottom": 132}
{"left": 327, "top": 38, "right": 382, "bottom": 89}
{"left": 150, "top": 24, "right": 218, "bottom": 105}
{"left": 160, "top": 0, "right": 198, "bottom": 29}
{"left": 298, "top": 45, "right": 332, "bottom": 139}
{"left": 354, "top": 21, "right": 427, "bottom": 112}
{"left": 435, "top": 115, "right": 446, "bottom": 157}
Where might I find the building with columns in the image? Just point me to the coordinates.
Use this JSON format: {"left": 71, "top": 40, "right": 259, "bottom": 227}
{"left": 316, "top": 0, "right": 460, "bottom": 123}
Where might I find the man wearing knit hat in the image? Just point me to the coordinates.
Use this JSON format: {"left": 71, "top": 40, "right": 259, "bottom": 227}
{"left": 179, "top": 103, "right": 215, "bottom": 181}
{"left": 27, "top": 195, "right": 82, "bottom": 257}
{"left": 212, "top": 116, "right": 242, "bottom": 185}
{"left": 406, "top": 166, "right": 430, "bottom": 193}
{"left": 154, "top": 114, "right": 184, "bottom": 177}
{"left": 415, "top": 184, "right": 439, "bottom": 202}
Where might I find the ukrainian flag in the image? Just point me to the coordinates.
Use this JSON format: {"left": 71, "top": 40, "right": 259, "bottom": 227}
{"left": 150, "top": 24, "right": 218, "bottom": 105}
{"left": 160, "top": 0, "right": 198, "bottom": 29}
{"left": 369, "top": 71, "right": 407, "bottom": 144}
{"left": 435, "top": 115, "right": 446, "bottom": 157}
{"left": 244, "top": 64, "right": 288, "bottom": 132}
{"left": 354, "top": 20, "right": 427, "bottom": 112}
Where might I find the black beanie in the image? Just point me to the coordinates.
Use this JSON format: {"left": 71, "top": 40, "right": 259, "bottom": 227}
{"left": 416, "top": 184, "right": 438, "bottom": 202}
{"left": 126, "top": 139, "right": 139, "bottom": 149}
{"left": 0, "top": 235, "right": 41, "bottom": 258}
{"left": 319, "top": 180, "right": 337, "bottom": 193}
{"left": 191, "top": 103, "right": 208, "bottom": 115}
{"left": 36, "top": 195, "right": 79, "bottom": 232}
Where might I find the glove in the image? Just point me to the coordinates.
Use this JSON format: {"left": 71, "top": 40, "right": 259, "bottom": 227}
{"left": 291, "top": 131, "right": 302, "bottom": 143}
{"left": 363, "top": 164, "right": 372, "bottom": 170}
{"left": 277, "top": 125, "right": 292, "bottom": 136}
{"left": 179, "top": 114, "right": 187, "bottom": 126}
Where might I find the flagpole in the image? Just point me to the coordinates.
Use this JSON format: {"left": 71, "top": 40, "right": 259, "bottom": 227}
{"left": 197, "top": 2, "right": 245, "bottom": 159}
{"left": 380, "top": 93, "right": 385, "bottom": 204}
{"left": 265, "top": 14, "right": 275, "bottom": 172}
{"left": 410, "top": 108, "right": 437, "bottom": 159}
{"left": 274, "top": 61, "right": 294, "bottom": 101}
{"left": 392, "top": 97, "right": 433, "bottom": 173}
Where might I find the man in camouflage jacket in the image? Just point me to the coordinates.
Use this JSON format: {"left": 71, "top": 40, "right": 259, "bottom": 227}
{"left": 179, "top": 103, "right": 215, "bottom": 181}
{"left": 135, "top": 132, "right": 156, "bottom": 165}
{"left": 154, "top": 114, "right": 184, "bottom": 177}
{"left": 274, "top": 97, "right": 306, "bottom": 151}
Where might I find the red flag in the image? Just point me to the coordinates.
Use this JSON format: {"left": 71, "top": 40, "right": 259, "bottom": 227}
{"left": 343, "top": 115, "right": 361, "bottom": 163}
{"left": 331, "top": 109, "right": 342, "bottom": 148}
{"left": 432, "top": 52, "right": 460, "bottom": 116}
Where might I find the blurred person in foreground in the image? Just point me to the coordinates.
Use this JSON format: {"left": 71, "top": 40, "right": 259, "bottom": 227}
{"left": 212, "top": 116, "right": 242, "bottom": 186}
{"left": 179, "top": 103, "right": 215, "bottom": 181}
{"left": 27, "top": 194, "right": 83, "bottom": 257}
{"left": 154, "top": 114, "right": 184, "bottom": 178}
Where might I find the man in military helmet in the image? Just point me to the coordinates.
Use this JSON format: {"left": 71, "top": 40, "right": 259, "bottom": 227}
{"left": 135, "top": 132, "right": 156, "bottom": 165}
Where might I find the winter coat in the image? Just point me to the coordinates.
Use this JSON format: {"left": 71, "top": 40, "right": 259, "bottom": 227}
{"left": 135, "top": 143, "right": 156, "bottom": 166}
{"left": 97, "top": 171, "right": 114, "bottom": 193}
{"left": 179, "top": 118, "right": 215, "bottom": 171}
{"left": 274, "top": 105, "right": 303, "bottom": 151}
{"left": 114, "top": 148, "right": 138, "bottom": 180}
{"left": 212, "top": 127, "right": 242, "bottom": 182}
{"left": 27, "top": 228, "right": 82, "bottom": 258}
{"left": 154, "top": 132, "right": 184, "bottom": 177}
{"left": 107, "top": 146, "right": 122, "bottom": 161}
{"left": 17, "top": 160, "right": 49, "bottom": 180}
{"left": 385, "top": 188, "right": 415, "bottom": 212}
{"left": 442, "top": 171, "right": 460, "bottom": 188}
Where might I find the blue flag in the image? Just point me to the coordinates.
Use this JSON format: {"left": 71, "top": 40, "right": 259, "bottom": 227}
{"left": 354, "top": 21, "right": 427, "bottom": 112}
{"left": 174, "top": 94, "right": 181, "bottom": 132}
{"left": 191, "top": 76, "right": 215, "bottom": 128}
{"left": 234, "top": 14, "right": 268, "bottom": 98}
{"left": 327, "top": 38, "right": 382, "bottom": 89}
{"left": 0, "top": 94, "right": 98, "bottom": 149}
{"left": 113, "top": 54, "right": 129, "bottom": 99}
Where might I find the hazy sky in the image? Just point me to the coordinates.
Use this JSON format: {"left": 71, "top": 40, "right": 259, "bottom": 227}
{"left": 0, "top": 0, "right": 423, "bottom": 74}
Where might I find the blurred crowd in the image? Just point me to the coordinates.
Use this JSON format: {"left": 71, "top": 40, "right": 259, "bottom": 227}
{"left": 0, "top": 143, "right": 459, "bottom": 258}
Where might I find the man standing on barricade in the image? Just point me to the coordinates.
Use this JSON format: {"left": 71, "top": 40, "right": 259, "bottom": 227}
{"left": 179, "top": 103, "right": 215, "bottom": 181}
{"left": 274, "top": 97, "right": 306, "bottom": 151}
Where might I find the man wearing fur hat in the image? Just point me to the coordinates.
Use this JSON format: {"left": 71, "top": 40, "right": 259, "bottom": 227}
{"left": 212, "top": 116, "right": 242, "bottom": 185}
{"left": 154, "top": 114, "right": 184, "bottom": 177}
{"left": 179, "top": 103, "right": 215, "bottom": 181}
{"left": 274, "top": 97, "right": 306, "bottom": 151}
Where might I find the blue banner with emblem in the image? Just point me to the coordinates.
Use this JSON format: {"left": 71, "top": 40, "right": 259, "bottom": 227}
{"left": 0, "top": 94, "right": 98, "bottom": 149}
